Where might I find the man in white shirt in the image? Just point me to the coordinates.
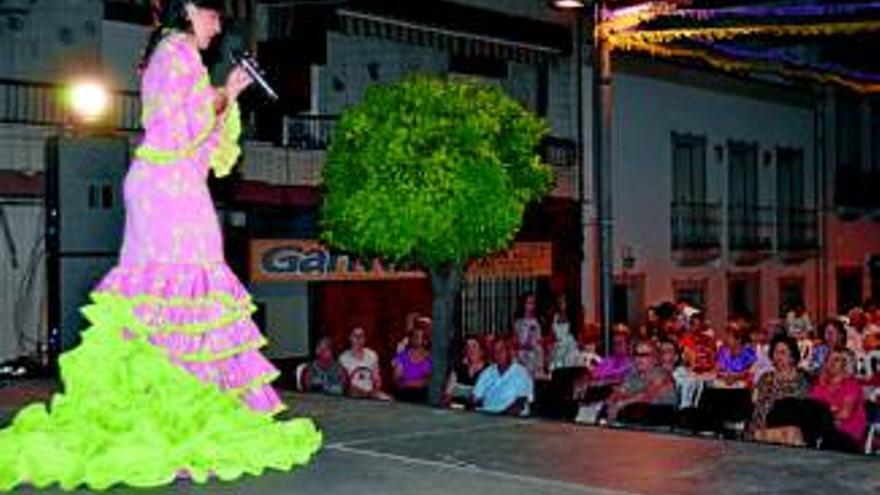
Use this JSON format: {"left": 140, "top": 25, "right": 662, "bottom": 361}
{"left": 472, "top": 337, "right": 534, "bottom": 416}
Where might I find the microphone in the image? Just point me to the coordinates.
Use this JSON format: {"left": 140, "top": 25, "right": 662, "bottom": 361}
{"left": 230, "top": 51, "right": 279, "bottom": 101}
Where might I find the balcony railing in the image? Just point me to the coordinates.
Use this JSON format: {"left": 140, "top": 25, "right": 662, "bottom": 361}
{"left": 777, "top": 207, "right": 819, "bottom": 252}
{"left": 728, "top": 204, "right": 774, "bottom": 251}
{"left": 281, "top": 114, "right": 338, "bottom": 150}
{"left": 671, "top": 201, "right": 721, "bottom": 251}
{"left": 0, "top": 78, "right": 141, "bottom": 130}
{"left": 540, "top": 136, "right": 576, "bottom": 169}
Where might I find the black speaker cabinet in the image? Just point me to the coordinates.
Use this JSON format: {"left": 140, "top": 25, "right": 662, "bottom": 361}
{"left": 45, "top": 135, "right": 128, "bottom": 364}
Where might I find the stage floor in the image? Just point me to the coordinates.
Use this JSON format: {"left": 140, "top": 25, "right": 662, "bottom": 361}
{"left": 2, "top": 386, "right": 880, "bottom": 494}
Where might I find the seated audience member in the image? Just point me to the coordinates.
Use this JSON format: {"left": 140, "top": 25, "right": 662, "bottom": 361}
{"left": 339, "top": 326, "right": 391, "bottom": 401}
{"left": 679, "top": 312, "right": 716, "bottom": 374}
{"left": 676, "top": 299, "right": 700, "bottom": 330}
{"left": 748, "top": 335, "right": 811, "bottom": 443}
{"left": 808, "top": 349, "right": 866, "bottom": 453}
{"left": 572, "top": 325, "right": 633, "bottom": 403}
{"left": 658, "top": 338, "right": 698, "bottom": 410}
{"left": 716, "top": 322, "right": 757, "bottom": 387}
{"left": 750, "top": 322, "right": 775, "bottom": 383}
{"left": 575, "top": 323, "right": 603, "bottom": 369}
{"left": 863, "top": 305, "right": 880, "bottom": 350}
{"left": 643, "top": 306, "right": 665, "bottom": 341}
{"left": 472, "top": 337, "right": 534, "bottom": 416}
{"left": 392, "top": 325, "right": 432, "bottom": 403}
{"left": 785, "top": 303, "right": 814, "bottom": 340}
{"left": 605, "top": 340, "right": 676, "bottom": 426}
{"left": 444, "top": 337, "right": 488, "bottom": 408}
{"left": 845, "top": 309, "right": 866, "bottom": 357}
{"left": 794, "top": 329, "right": 815, "bottom": 371}
{"left": 301, "top": 337, "right": 348, "bottom": 395}
{"left": 685, "top": 322, "right": 756, "bottom": 435}
{"left": 808, "top": 319, "right": 847, "bottom": 375}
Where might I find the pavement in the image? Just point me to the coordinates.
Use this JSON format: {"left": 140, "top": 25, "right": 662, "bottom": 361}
{"left": 1, "top": 382, "right": 879, "bottom": 494}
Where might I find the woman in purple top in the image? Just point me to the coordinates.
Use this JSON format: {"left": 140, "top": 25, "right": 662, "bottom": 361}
{"left": 716, "top": 322, "right": 757, "bottom": 386}
{"left": 591, "top": 325, "right": 634, "bottom": 385}
{"left": 393, "top": 326, "right": 433, "bottom": 402}
{"left": 573, "top": 325, "right": 632, "bottom": 403}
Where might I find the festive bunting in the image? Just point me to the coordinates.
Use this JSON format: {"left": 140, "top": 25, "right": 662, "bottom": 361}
{"left": 603, "top": 2, "right": 675, "bottom": 35}
{"left": 708, "top": 42, "right": 880, "bottom": 85}
{"left": 614, "top": 38, "right": 880, "bottom": 93}
{"left": 594, "top": 1, "right": 880, "bottom": 92}
{"left": 609, "top": 21, "right": 880, "bottom": 45}
{"left": 668, "top": 2, "right": 880, "bottom": 22}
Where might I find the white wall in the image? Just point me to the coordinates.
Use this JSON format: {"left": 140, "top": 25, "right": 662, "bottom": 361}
{"left": 322, "top": 32, "right": 579, "bottom": 138}
{"left": 321, "top": 32, "right": 449, "bottom": 114}
{"left": 0, "top": 0, "right": 102, "bottom": 81}
{"left": 0, "top": 125, "right": 56, "bottom": 172}
{"left": 100, "top": 20, "right": 149, "bottom": 91}
{"left": 603, "top": 71, "right": 818, "bottom": 326}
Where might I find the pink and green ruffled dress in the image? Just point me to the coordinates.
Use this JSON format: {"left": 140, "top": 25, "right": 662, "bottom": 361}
{"left": 0, "top": 32, "right": 321, "bottom": 491}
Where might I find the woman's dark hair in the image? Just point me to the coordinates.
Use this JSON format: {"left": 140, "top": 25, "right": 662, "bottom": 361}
{"left": 819, "top": 318, "right": 846, "bottom": 349}
{"left": 769, "top": 334, "right": 800, "bottom": 368}
{"left": 723, "top": 322, "right": 751, "bottom": 346}
{"left": 513, "top": 292, "right": 537, "bottom": 321}
{"left": 550, "top": 291, "right": 579, "bottom": 335}
{"left": 139, "top": 0, "right": 226, "bottom": 69}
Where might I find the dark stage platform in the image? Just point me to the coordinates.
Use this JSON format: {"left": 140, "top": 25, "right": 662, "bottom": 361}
{"left": 2, "top": 386, "right": 879, "bottom": 494}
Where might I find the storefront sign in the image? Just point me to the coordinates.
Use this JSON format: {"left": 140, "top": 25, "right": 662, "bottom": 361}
{"left": 250, "top": 239, "right": 426, "bottom": 282}
{"left": 466, "top": 242, "right": 552, "bottom": 279}
{"left": 251, "top": 240, "right": 553, "bottom": 282}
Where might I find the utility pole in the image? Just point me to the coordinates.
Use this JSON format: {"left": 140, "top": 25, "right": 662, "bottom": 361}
{"left": 592, "top": 0, "right": 614, "bottom": 355}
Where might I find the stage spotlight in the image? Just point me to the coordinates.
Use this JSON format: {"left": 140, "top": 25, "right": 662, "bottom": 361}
{"left": 68, "top": 80, "right": 109, "bottom": 123}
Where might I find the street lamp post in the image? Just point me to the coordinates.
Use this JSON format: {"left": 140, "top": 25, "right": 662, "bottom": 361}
{"left": 552, "top": 0, "right": 613, "bottom": 355}
{"left": 592, "top": 1, "right": 613, "bottom": 357}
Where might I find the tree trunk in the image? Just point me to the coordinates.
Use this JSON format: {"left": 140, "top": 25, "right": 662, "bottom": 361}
{"left": 428, "top": 263, "right": 462, "bottom": 406}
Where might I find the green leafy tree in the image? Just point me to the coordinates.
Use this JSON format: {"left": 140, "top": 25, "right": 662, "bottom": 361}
{"left": 321, "top": 75, "right": 553, "bottom": 404}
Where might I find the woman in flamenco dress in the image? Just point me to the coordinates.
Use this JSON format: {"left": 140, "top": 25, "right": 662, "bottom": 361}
{"left": 0, "top": 0, "right": 321, "bottom": 490}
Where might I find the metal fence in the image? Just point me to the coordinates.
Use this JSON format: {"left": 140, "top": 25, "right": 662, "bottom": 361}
{"left": 458, "top": 275, "right": 540, "bottom": 338}
{"left": 281, "top": 114, "right": 338, "bottom": 150}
